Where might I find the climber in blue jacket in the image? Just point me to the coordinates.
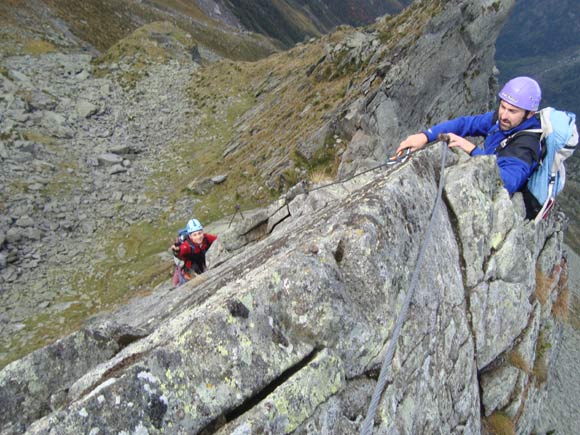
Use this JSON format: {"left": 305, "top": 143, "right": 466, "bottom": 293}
{"left": 397, "top": 76, "right": 542, "bottom": 195}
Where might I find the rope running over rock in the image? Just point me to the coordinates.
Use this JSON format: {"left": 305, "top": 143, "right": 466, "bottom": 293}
{"left": 227, "top": 149, "right": 412, "bottom": 228}
{"left": 360, "top": 141, "right": 449, "bottom": 435}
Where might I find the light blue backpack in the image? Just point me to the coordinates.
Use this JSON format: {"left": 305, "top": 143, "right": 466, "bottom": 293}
{"left": 522, "top": 108, "right": 578, "bottom": 223}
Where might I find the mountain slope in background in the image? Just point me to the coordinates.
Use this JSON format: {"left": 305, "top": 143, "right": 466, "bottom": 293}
{"left": 0, "top": 0, "right": 279, "bottom": 60}
{"left": 0, "top": 0, "right": 413, "bottom": 60}
{"left": 496, "top": 0, "right": 580, "bottom": 116}
{"left": 219, "top": 0, "right": 412, "bottom": 46}
{"left": 496, "top": 0, "right": 580, "bottom": 252}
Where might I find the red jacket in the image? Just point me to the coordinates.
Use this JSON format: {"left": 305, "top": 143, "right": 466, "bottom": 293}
{"left": 176, "top": 233, "right": 217, "bottom": 274}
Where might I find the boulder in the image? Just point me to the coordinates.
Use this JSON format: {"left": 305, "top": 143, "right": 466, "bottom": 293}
{"left": 97, "top": 153, "right": 123, "bottom": 166}
{"left": 75, "top": 100, "right": 98, "bottom": 119}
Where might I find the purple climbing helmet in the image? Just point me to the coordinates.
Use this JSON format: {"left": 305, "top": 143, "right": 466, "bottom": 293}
{"left": 498, "top": 76, "right": 542, "bottom": 111}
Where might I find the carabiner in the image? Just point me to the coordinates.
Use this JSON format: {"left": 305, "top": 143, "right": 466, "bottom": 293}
{"left": 387, "top": 148, "right": 412, "bottom": 165}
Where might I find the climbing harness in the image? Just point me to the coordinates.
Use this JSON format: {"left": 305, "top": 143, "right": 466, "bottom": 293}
{"left": 226, "top": 148, "right": 413, "bottom": 227}
{"left": 359, "top": 140, "right": 449, "bottom": 435}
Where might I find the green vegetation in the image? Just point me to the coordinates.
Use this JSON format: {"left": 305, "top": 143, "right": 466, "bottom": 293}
{"left": 42, "top": 0, "right": 277, "bottom": 60}
{"left": 534, "top": 267, "right": 553, "bottom": 305}
{"left": 93, "top": 21, "right": 197, "bottom": 88}
{"left": 532, "top": 328, "right": 551, "bottom": 386}
{"left": 489, "top": 2, "right": 501, "bottom": 13}
{"left": 570, "top": 292, "right": 580, "bottom": 330}
{"left": 151, "top": 101, "right": 264, "bottom": 224}
{"left": 507, "top": 351, "right": 532, "bottom": 374}
{"left": 2, "top": 0, "right": 278, "bottom": 59}
{"left": 219, "top": 0, "right": 321, "bottom": 47}
{"left": 291, "top": 140, "right": 342, "bottom": 180}
{"left": 552, "top": 270, "right": 570, "bottom": 321}
{"left": 375, "top": 0, "right": 444, "bottom": 51}
{"left": 1, "top": 220, "right": 174, "bottom": 368}
{"left": 159, "top": 39, "right": 357, "bottom": 215}
{"left": 75, "top": 220, "right": 174, "bottom": 301}
{"left": 22, "top": 131, "right": 56, "bottom": 147}
{"left": 23, "top": 39, "right": 58, "bottom": 55}
{"left": 40, "top": 168, "right": 78, "bottom": 198}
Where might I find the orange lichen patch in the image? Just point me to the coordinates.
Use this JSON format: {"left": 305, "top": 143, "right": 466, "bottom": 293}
{"left": 483, "top": 411, "right": 515, "bottom": 435}
{"left": 534, "top": 268, "right": 553, "bottom": 305}
{"left": 552, "top": 257, "right": 570, "bottom": 321}
{"left": 552, "top": 285, "right": 570, "bottom": 321}
{"left": 507, "top": 351, "right": 532, "bottom": 374}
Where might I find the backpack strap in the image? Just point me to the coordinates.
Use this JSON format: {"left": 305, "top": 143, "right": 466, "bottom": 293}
{"left": 499, "top": 128, "right": 543, "bottom": 150}
{"left": 183, "top": 237, "right": 210, "bottom": 274}
{"left": 185, "top": 239, "right": 198, "bottom": 253}
{"left": 498, "top": 129, "right": 543, "bottom": 164}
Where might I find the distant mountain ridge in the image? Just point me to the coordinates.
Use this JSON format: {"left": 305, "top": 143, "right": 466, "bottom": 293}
{"left": 216, "top": 0, "right": 412, "bottom": 46}
{"left": 496, "top": 0, "right": 580, "bottom": 117}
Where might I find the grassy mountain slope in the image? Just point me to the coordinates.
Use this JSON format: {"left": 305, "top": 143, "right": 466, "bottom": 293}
{"left": 152, "top": 1, "right": 445, "bottom": 224}
{"left": 1, "top": 0, "right": 415, "bottom": 61}
{"left": 1, "top": 0, "right": 414, "bottom": 61}
{"left": 223, "top": 0, "right": 324, "bottom": 46}
{"left": 0, "top": 0, "right": 280, "bottom": 60}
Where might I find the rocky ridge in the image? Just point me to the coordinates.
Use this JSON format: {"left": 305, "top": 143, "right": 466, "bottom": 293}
{"left": 0, "top": 146, "right": 570, "bottom": 434}
{"left": 0, "top": 0, "right": 578, "bottom": 432}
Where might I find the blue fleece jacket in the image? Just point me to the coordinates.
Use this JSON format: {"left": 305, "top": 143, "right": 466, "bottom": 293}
{"left": 423, "top": 111, "right": 542, "bottom": 194}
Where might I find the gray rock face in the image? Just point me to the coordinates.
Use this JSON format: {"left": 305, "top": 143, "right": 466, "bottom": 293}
{"left": 0, "top": 148, "right": 567, "bottom": 434}
{"left": 537, "top": 245, "right": 580, "bottom": 435}
{"left": 334, "top": 0, "right": 516, "bottom": 177}
{"left": 0, "top": 0, "right": 571, "bottom": 433}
